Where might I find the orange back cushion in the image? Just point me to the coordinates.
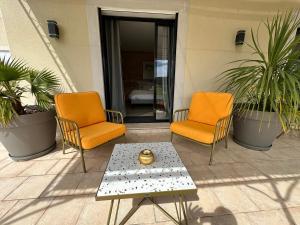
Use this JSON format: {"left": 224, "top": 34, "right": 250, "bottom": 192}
{"left": 188, "top": 92, "right": 233, "bottom": 126}
{"left": 55, "top": 92, "right": 106, "bottom": 128}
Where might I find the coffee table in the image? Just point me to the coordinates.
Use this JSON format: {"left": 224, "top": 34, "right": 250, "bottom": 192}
{"left": 95, "top": 142, "right": 197, "bottom": 225}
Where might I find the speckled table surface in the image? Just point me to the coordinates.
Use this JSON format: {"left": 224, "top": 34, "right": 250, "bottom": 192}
{"left": 96, "top": 142, "right": 197, "bottom": 200}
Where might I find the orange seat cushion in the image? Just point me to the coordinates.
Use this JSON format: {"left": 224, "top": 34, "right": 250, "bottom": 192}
{"left": 79, "top": 122, "right": 126, "bottom": 149}
{"left": 171, "top": 120, "right": 229, "bottom": 144}
{"left": 55, "top": 92, "right": 106, "bottom": 128}
{"left": 188, "top": 92, "right": 233, "bottom": 126}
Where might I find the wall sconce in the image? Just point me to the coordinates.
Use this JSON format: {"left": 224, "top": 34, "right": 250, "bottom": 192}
{"left": 296, "top": 27, "right": 300, "bottom": 36}
{"left": 235, "top": 30, "right": 245, "bottom": 45}
{"left": 47, "top": 20, "right": 59, "bottom": 39}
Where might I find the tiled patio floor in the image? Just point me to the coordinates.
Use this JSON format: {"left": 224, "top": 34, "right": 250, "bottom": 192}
{"left": 0, "top": 128, "right": 299, "bottom": 225}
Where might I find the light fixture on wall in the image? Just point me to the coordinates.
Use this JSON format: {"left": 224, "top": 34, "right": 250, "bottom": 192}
{"left": 47, "top": 20, "right": 59, "bottom": 39}
{"left": 235, "top": 30, "right": 245, "bottom": 45}
{"left": 296, "top": 27, "right": 300, "bottom": 36}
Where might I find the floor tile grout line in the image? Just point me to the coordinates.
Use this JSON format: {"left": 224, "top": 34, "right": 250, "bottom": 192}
{"left": 73, "top": 196, "right": 91, "bottom": 225}
{"left": 2, "top": 176, "right": 31, "bottom": 201}
{"left": 32, "top": 197, "right": 56, "bottom": 225}
{"left": 0, "top": 199, "right": 19, "bottom": 220}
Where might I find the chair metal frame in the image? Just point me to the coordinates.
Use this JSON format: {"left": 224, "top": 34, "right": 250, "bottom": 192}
{"left": 55, "top": 109, "right": 124, "bottom": 173}
{"left": 171, "top": 108, "right": 232, "bottom": 165}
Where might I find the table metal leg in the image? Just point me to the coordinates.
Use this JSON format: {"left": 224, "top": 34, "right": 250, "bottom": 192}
{"left": 118, "top": 198, "right": 146, "bottom": 225}
{"left": 107, "top": 200, "right": 114, "bottom": 225}
{"left": 114, "top": 199, "right": 120, "bottom": 225}
{"left": 149, "top": 197, "right": 180, "bottom": 225}
{"left": 184, "top": 195, "right": 189, "bottom": 218}
{"left": 174, "top": 196, "right": 180, "bottom": 221}
{"left": 105, "top": 194, "right": 189, "bottom": 225}
{"left": 179, "top": 195, "right": 188, "bottom": 225}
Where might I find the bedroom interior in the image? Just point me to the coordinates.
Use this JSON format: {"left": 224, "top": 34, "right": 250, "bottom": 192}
{"left": 99, "top": 13, "right": 177, "bottom": 123}
{"left": 120, "top": 20, "right": 155, "bottom": 121}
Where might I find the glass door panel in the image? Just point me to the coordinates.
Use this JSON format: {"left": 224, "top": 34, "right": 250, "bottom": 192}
{"left": 154, "top": 25, "right": 171, "bottom": 120}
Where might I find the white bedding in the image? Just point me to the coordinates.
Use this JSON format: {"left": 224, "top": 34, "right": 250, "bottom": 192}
{"left": 129, "top": 89, "right": 154, "bottom": 101}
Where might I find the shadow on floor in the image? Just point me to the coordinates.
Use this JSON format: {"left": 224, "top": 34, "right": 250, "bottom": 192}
{"left": 0, "top": 130, "right": 300, "bottom": 224}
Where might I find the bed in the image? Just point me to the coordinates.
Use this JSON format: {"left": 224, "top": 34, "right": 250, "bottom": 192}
{"left": 128, "top": 89, "right": 154, "bottom": 104}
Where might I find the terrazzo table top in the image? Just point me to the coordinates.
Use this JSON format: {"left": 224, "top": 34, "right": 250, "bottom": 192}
{"left": 96, "top": 142, "right": 197, "bottom": 200}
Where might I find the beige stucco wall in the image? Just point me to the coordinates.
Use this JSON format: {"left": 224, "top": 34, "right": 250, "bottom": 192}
{"left": 1, "top": 0, "right": 300, "bottom": 110}
{"left": 182, "top": 0, "right": 300, "bottom": 107}
{"left": 0, "top": 10, "right": 9, "bottom": 50}
{"left": 0, "top": 0, "right": 92, "bottom": 94}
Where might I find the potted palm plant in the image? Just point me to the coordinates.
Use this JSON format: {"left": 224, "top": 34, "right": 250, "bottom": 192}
{"left": 219, "top": 11, "right": 300, "bottom": 150}
{"left": 0, "top": 58, "right": 60, "bottom": 160}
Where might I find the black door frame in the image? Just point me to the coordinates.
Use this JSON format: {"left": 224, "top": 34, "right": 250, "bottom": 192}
{"left": 98, "top": 8, "right": 178, "bottom": 122}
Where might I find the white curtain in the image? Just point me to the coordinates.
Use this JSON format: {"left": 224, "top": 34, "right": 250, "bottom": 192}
{"left": 105, "top": 19, "right": 126, "bottom": 116}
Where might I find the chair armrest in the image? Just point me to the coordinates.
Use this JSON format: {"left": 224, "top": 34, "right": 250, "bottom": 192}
{"left": 55, "top": 116, "right": 82, "bottom": 148}
{"left": 173, "top": 108, "right": 189, "bottom": 122}
{"left": 213, "top": 114, "right": 232, "bottom": 143}
{"left": 105, "top": 110, "right": 124, "bottom": 124}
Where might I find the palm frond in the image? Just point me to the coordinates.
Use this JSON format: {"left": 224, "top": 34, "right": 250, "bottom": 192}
{"left": 219, "top": 10, "right": 300, "bottom": 131}
{"left": 0, "top": 57, "right": 27, "bottom": 82}
{"left": 0, "top": 57, "right": 61, "bottom": 125}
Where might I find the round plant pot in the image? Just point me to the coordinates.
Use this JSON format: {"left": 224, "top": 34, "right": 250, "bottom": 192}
{"left": 0, "top": 110, "right": 57, "bottom": 161}
{"left": 233, "top": 110, "right": 282, "bottom": 151}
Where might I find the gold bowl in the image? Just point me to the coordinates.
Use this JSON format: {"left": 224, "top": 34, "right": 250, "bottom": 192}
{"left": 138, "top": 149, "right": 155, "bottom": 165}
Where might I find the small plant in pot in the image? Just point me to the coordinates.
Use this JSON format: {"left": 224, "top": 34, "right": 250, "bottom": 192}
{"left": 0, "top": 57, "right": 60, "bottom": 160}
{"left": 219, "top": 11, "right": 300, "bottom": 150}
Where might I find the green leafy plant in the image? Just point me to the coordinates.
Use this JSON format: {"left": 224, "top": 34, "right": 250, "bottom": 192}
{"left": 0, "top": 57, "right": 60, "bottom": 126}
{"left": 219, "top": 11, "right": 300, "bottom": 131}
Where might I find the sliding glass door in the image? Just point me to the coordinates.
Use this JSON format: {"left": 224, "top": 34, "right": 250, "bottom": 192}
{"left": 99, "top": 8, "right": 178, "bottom": 123}
{"left": 154, "top": 21, "right": 177, "bottom": 121}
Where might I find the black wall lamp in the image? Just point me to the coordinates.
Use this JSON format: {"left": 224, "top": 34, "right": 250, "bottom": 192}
{"left": 47, "top": 20, "right": 59, "bottom": 39}
{"left": 296, "top": 27, "right": 300, "bottom": 36}
{"left": 235, "top": 30, "right": 245, "bottom": 45}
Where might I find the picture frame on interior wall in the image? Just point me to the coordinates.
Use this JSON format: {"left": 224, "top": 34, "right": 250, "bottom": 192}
{"left": 143, "top": 61, "right": 154, "bottom": 79}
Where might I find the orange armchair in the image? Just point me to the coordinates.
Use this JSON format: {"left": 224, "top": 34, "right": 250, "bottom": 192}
{"left": 170, "top": 92, "right": 233, "bottom": 165}
{"left": 54, "top": 91, "right": 126, "bottom": 172}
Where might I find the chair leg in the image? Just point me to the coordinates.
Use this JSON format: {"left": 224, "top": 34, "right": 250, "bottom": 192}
{"left": 171, "top": 132, "right": 173, "bottom": 142}
{"left": 62, "top": 141, "right": 66, "bottom": 154}
{"left": 209, "top": 143, "right": 215, "bottom": 166}
{"left": 225, "top": 135, "right": 228, "bottom": 149}
{"left": 79, "top": 147, "right": 87, "bottom": 173}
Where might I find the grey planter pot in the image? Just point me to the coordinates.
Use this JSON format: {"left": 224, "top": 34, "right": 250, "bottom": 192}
{"left": 233, "top": 110, "right": 282, "bottom": 151}
{"left": 0, "top": 110, "right": 57, "bottom": 160}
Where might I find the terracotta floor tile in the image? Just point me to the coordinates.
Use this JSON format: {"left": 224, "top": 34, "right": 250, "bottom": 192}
{"left": 238, "top": 183, "right": 283, "bottom": 210}
{"left": 75, "top": 172, "right": 103, "bottom": 195}
{"left": 0, "top": 131, "right": 299, "bottom": 225}
{"left": 47, "top": 158, "right": 81, "bottom": 174}
{"left": 185, "top": 188, "right": 225, "bottom": 218}
{"left": 41, "top": 173, "right": 84, "bottom": 197}
{"left": 285, "top": 207, "right": 300, "bottom": 225}
{"left": 76, "top": 196, "right": 110, "bottom": 225}
{"left": 0, "top": 198, "right": 53, "bottom": 225}
{"left": 0, "top": 161, "right": 34, "bottom": 178}
{"left": 0, "top": 158, "right": 14, "bottom": 170}
{"left": 210, "top": 213, "right": 253, "bottom": 225}
{"left": 0, "top": 200, "right": 17, "bottom": 218}
{"left": 212, "top": 185, "right": 259, "bottom": 213}
{"left": 19, "top": 160, "right": 59, "bottom": 176}
{"left": 37, "top": 196, "right": 87, "bottom": 225}
{"left": 246, "top": 209, "right": 291, "bottom": 225}
{"left": 74, "top": 157, "right": 107, "bottom": 173}
{"left": 116, "top": 198, "right": 156, "bottom": 224}
{"left": 6, "top": 175, "right": 55, "bottom": 200}
{"left": 0, "top": 177, "right": 28, "bottom": 200}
